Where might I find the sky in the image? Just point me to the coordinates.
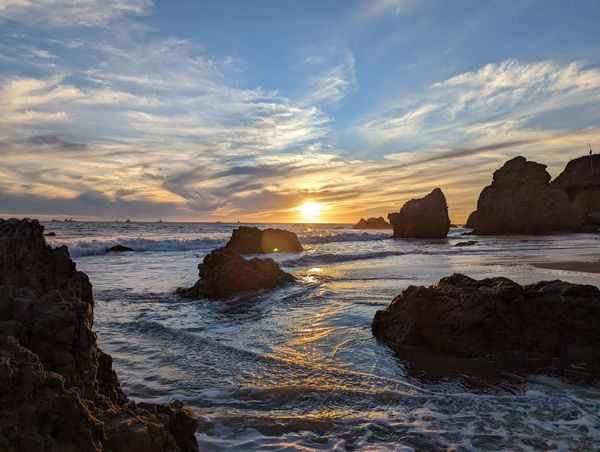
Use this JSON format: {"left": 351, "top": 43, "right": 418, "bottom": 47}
{"left": 1, "top": 0, "right": 600, "bottom": 223}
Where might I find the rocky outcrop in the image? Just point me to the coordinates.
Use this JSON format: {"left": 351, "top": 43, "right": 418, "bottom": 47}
{"left": 0, "top": 218, "right": 198, "bottom": 451}
{"left": 454, "top": 240, "right": 477, "bottom": 247}
{"left": 106, "top": 244, "right": 134, "bottom": 253}
{"left": 178, "top": 247, "right": 296, "bottom": 299}
{"left": 387, "top": 188, "right": 450, "bottom": 238}
{"left": 551, "top": 154, "right": 600, "bottom": 226}
{"left": 469, "top": 157, "right": 580, "bottom": 234}
{"left": 351, "top": 217, "right": 391, "bottom": 230}
{"left": 372, "top": 274, "right": 600, "bottom": 374}
{"left": 225, "top": 226, "right": 303, "bottom": 254}
{"left": 464, "top": 210, "right": 478, "bottom": 229}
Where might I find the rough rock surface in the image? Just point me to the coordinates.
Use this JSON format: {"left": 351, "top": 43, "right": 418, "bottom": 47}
{"left": 0, "top": 218, "right": 198, "bottom": 451}
{"left": 551, "top": 154, "right": 600, "bottom": 226}
{"left": 225, "top": 226, "right": 303, "bottom": 254}
{"left": 387, "top": 188, "right": 450, "bottom": 239}
{"left": 351, "top": 217, "right": 391, "bottom": 229}
{"left": 372, "top": 273, "right": 600, "bottom": 371}
{"left": 179, "top": 247, "right": 296, "bottom": 299}
{"left": 469, "top": 156, "right": 581, "bottom": 234}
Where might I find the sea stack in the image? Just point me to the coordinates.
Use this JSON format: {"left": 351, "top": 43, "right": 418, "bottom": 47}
{"left": 372, "top": 273, "right": 600, "bottom": 375}
{"left": 178, "top": 247, "right": 296, "bottom": 299}
{"left": 0, "top": 218, "right": 199, "bottom": 451}
{"left": 388, "top": 188, "right": 450, "bottom": 238}
{"left": 226, "top": 226, "right": 303, "bottom": 254}
{"left": 467, "top": 156, "right": 580, "bottom": 234}
{"left": 351, "top": 217, "right": 391, "bottom": 229}
{"left": 551, "top": 154, "right": 600, "bottom": 227}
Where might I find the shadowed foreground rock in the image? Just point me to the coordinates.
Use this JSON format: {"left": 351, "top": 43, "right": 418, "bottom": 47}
{"left": 351, "top": 217, "right": 391, "bottom": 229}
{"left": 388, "top": 188, "right": 450, "bottom": 238}
{"left": 226, "top": 226, "right": 303, "bottom": 254}
{"left": 178, "top": 247, "right": 296, "bottom": 299}
{"left": 372, "top": 274, "right": 600, "bottom": 376}
{"left": 0, "top": 218, "right": 198, "bottom": 451}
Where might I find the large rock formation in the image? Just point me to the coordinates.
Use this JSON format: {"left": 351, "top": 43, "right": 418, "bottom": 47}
{"left": 372, "top": 274, "right": 600, "bottom": 374}
{"left": 351, "top": 217, "right": 391, "bottom": 230}
{"left": 387, "top": 188, "right": 450, "bottom": 239}
{"left": 178, "top": 247, "right": 296, "bottom": 299}
{"left": 0, "top": 218, "right": 198, "bottom": 451}
{"left": 551, "top": 154, "right": 600, "bottom": 226}
{"left": 468, "top": 156, "right": 580, "bottom": 234}
{"left": 225, "top": 226, "right": 303, "bottom": 254}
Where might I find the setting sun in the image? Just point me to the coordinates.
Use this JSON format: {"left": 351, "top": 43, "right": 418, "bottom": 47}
{"left": 298, "top": 201, "right": 321, "bottom": 222}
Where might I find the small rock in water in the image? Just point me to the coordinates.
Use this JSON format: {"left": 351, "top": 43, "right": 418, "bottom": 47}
{"left": 352, "top": 217, "right": 391, "bottom": 229}
{"left": 178, "top": 246, "right": 296, "bottom": 299}
{"left": 226, "top": 226, "right": 303, "bottom": 254}
{"left": 44, "top": 231, "right": 56, "bottom": 236}
{"left": 105, "top": 244, "right": 134, "bottom": 252}
{"left": 454, "top": 240, "right": 477, "bottom": 247}
{"left": 388, "top": 188, "right": 450, "bottom": 239}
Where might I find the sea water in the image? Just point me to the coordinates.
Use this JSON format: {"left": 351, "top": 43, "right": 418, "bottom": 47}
{"left": 43, "top": 221, "right": 600, "bottom": 450}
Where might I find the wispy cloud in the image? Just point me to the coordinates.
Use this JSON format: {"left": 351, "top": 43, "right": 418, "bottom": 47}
{"left": 0, "top": 0, "right": 151, "bottom": 27}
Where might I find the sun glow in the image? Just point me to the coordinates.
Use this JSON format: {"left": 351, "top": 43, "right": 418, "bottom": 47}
{"left": 298, "top": 201, "right": 321, "bottom": 222}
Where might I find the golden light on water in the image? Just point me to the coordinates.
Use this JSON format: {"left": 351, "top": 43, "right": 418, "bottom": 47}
{"left": 298, "top": 201, "right": 321, "bottom": 222}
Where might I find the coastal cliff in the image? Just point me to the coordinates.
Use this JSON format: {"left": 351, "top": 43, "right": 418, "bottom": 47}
{"left": 0, "top": 218, "right": 198, "bottom": 451}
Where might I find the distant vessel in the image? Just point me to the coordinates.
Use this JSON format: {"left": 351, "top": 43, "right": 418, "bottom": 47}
{"left": 64, "top": 218, "right": 75, "bottom": 222}
{"left": 157, "top": 219, "right": 164, "bottom": 223}
{"left": 125, "top": 219, "right": 131, "bottom": 223}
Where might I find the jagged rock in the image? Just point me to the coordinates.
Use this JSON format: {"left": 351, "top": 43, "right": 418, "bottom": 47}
{"left": 551, "top": 154, "right": 600, "bottom": 226}
{"left": 471, "top": 157, "right": 580, "bottom": 235}
{"left": 351, "top": 217, "right": 391, "bottom": 230}
{"left": 387, "top": 188, "right": 450, "bottom": 239}
{"left": 105, "top": 244, "right": 134, "bottom": 253}
{"left": 0, "top": 218, "right": 198, "bottom": 451}
{"left": 372, "top": 274, "right": 600, "bottom": 375}
{"left": 225, "top": 226, "right": 303, "bottom": 254}
{"left": 454, "top": 241, "right": 477, "bottom": 247}
{"left": 178, "top": 247, "right": 296, "bottom": 299}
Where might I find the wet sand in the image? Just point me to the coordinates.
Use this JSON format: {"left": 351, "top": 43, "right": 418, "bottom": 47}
{"left": 532, "top": 261, "right": 600, "bottom": 274}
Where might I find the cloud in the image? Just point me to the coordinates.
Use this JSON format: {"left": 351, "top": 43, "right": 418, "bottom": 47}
{"left": 354, "top": 0, "right": 417, "bottom": 22}
{"left": 0, "top": 0, "right": 152, "bottom": 27}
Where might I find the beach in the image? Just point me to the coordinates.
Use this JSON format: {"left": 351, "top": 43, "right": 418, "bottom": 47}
{"left": 41, "top": 220, "right": 600, "bottom": 450}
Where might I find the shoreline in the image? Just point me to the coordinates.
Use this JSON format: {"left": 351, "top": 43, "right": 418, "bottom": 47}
{"left": 531, "top": 260, "right": 600, "bottom": 274}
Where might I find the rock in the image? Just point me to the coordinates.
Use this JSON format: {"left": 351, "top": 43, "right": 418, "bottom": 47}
{"left": 225, "top": 226, "right": 303, "bottom": 254}
{"left": 178, "top": 247, "right": 296, "bottom": 299}
{"left": 0, "top": 218, "right": 198, "bottom": 451}
{"left": 454, "top": 240, "right": 477, "bottom": 247}
{"left": 551, "top": 154, "right": 600, "bottom": 226}
{"left": 372, "top": 273, "right": 600, "bottom": 375}
{"left": 471, "top": 156, "right": 580, "bottom": 235}
{"left": 387, "top": 188, "right": 450, "bottom": 239}
{"left": 44, "top": 231, "right": 56, "bottom": 236}
{"left": 105, "top": 244, "right": 134, "bottom": 253}
{"left": 351, "top": 217, "right": 391, "bottom": 229}
{"left": 465, "top": 211, "right": 478, "bottom": 229}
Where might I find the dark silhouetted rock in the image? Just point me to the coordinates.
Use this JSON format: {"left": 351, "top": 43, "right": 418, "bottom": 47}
{"left": 44, "top": 231, "right": 56, "bottom": 236}
{"left": 351, "top": 217, "right": 391, "bottom": 229}
{"left": 105, "top": 244, "right": 134, "bottom": 253}
{"left": 465, "top": 211, "right": 478, "bottom": 229}
{"left": 471, "top": 157, "right": 580, "bottom": 235}
{"left": 179, "top": 247, "right": 296, "bottom": 299}
{"left": 372, "top": 273, "right": 600, "bottom": 374}
{"left": 551, "top": 154, "right": 600, "bottom": 227}
{"left": 226, "top": 226, "right": 303, "bottom": 254}
{"left": 455, "top": 240, "right": 477, "bottom": 247}
{"left": 388, "top": 188, "right": 450, "bottom": 238}
{"left": 0, "top": 218, "right": 198, "bottom": 451}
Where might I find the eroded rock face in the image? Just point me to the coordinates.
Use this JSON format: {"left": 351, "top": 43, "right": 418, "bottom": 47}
{"left": 387, "top": 188, "right": 450, "bottom": 239}
{"left": 470, "top": 157, "right": 580, "bottom": 234}
{"left": 178, "top": 247, "right": 296, "bottom": 299}
{"left": 0, "top": 218, "right": 198, "bottom": 452}
{"left": 225, "top": 226, "right": 303, "bottom": 254}
{"left": 551, "top": 154, "right": 600, "bottom": 226}
{"left": 351, "top": 217, "right": 391, "bottom": 230}
{"left": 372, "top": 273, "right": 600, "bottom": 373}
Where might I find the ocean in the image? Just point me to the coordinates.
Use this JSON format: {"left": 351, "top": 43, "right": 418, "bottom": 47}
{"left": 43, "top": 221, "right": 600, "bottom": 450}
